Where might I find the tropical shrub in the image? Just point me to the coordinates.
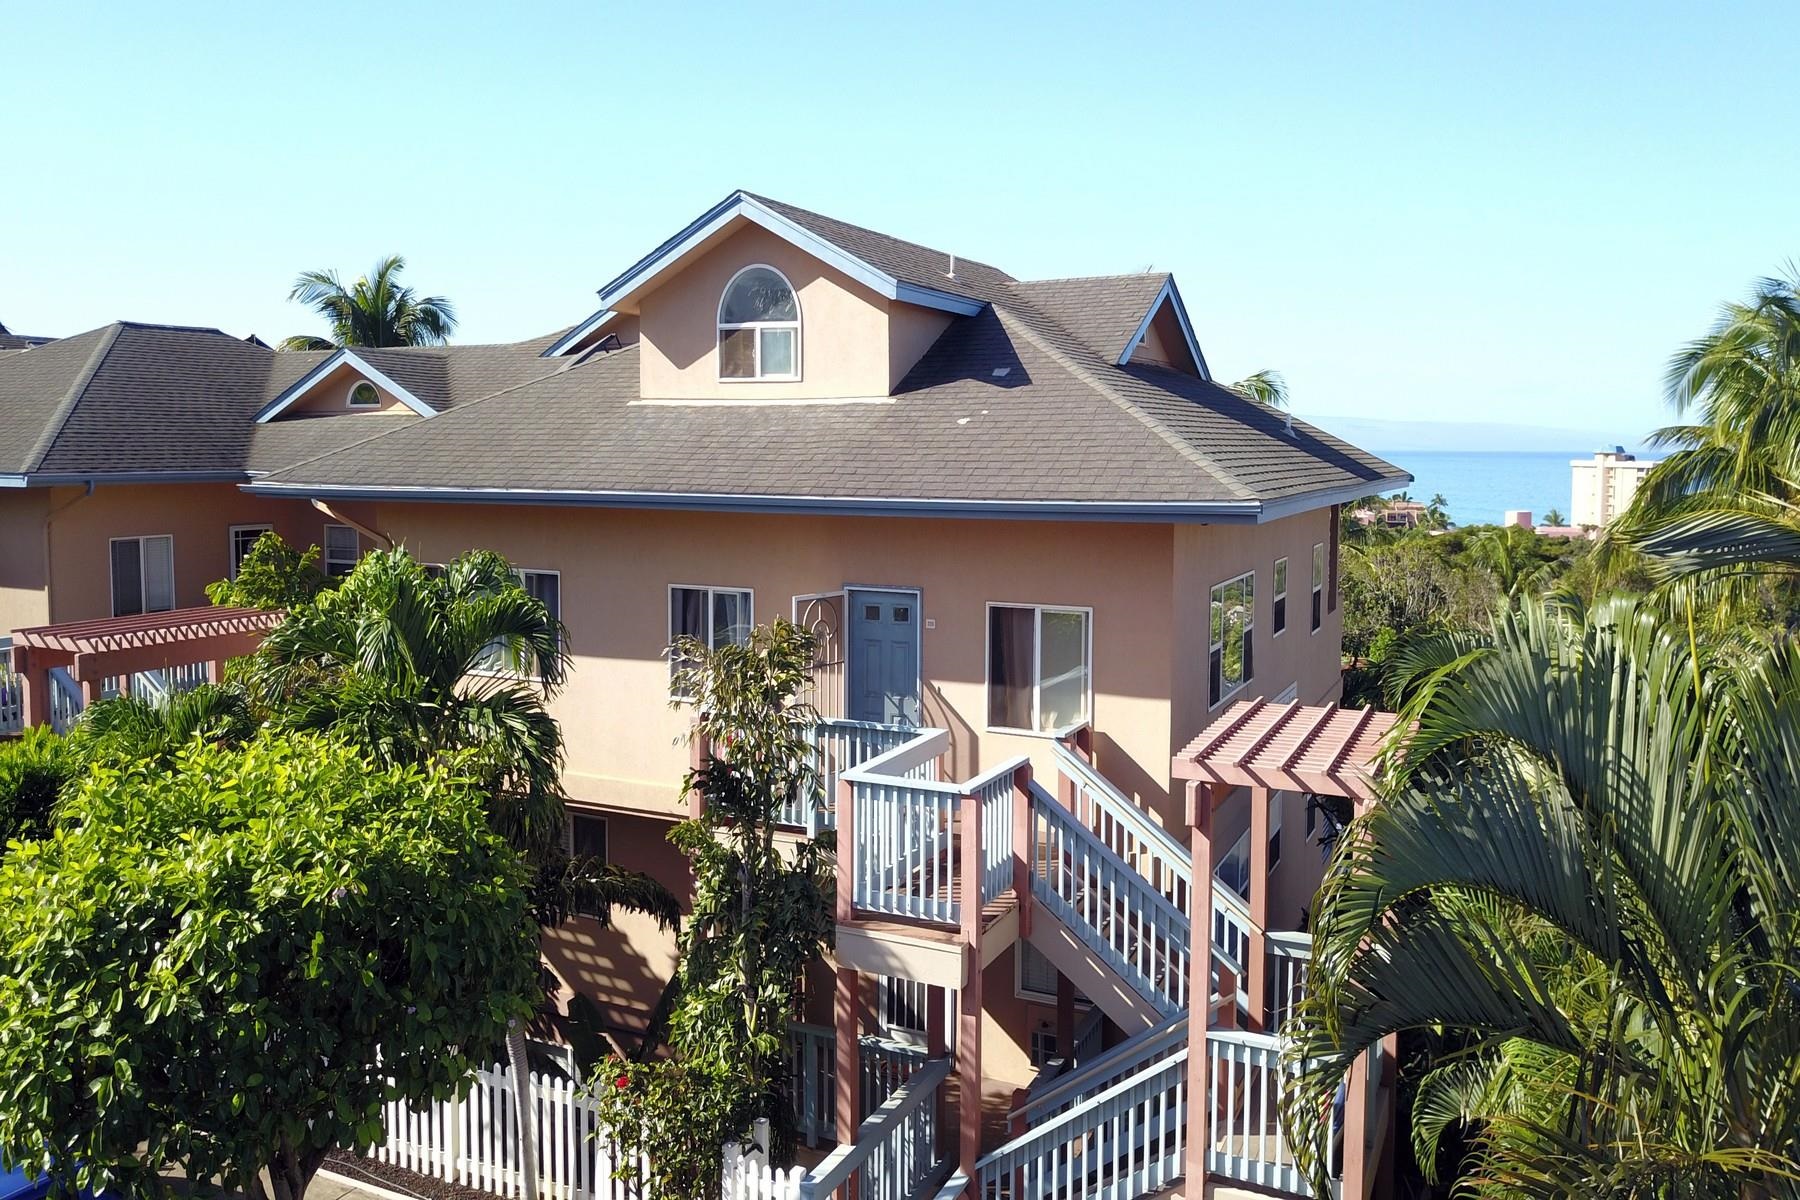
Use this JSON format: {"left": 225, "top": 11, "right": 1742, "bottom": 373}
{"left": 0, "top": 726, "right": 73, "bottom": 842}
{"left": 205, "top": 531, "right": 329, "bottom": 610}
{"left": 0, "top": 733, "right": 540, "bottom": 1200}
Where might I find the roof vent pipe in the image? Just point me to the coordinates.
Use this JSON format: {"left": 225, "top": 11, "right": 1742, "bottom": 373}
{"left": 946, "top": 254, "right": 956, "bottom": 280}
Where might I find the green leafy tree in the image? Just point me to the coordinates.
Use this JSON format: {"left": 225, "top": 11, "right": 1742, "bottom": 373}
{"left": 0, "top": 727, "right": 74, "bottom": 842}
{"left": 1619, "top": 266, "right": 1800, "bottom": 581}
{"left": 244, "top": 547, "right": 677, "bottom": 928}
{"left": 1287, "top": 596, "right": 1800, "bottom": 1196}
{"left": 594, "top": 620, "right": 836, "bottom": 1197}
{"left": 281, "top": 255, "right": 456, "bottom": 351}
{"left": 205, "top": 532, "right": 329, "bottom": 610}
{"left": 0, "top": 733, "right": 540, "bottom": 1200}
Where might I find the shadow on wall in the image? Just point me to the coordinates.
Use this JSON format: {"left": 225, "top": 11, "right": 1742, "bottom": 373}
{"left": 1092, "top": 731, "right": 1175, "bottom": 830}
{"left": 922, "top": 678, "right": 979, "bottom": 780}
{"left": 540, "top": 912, "right": 675, "bottom": 1046}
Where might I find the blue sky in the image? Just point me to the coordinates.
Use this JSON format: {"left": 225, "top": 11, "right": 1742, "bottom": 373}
{"left": 3, "top": 1, "right": 1793, "bottom": 441}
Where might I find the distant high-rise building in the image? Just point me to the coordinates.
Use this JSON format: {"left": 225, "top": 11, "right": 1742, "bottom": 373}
{"left": 1570, "top": 447, "right": 1660, "bottom": 527}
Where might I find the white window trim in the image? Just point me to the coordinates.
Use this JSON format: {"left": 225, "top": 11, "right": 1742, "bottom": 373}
{"left": 1209, "top": 570, "right": 1256, "bottom": 711}
{"left": 983, "top": 601, "right": 1095, "bottom": 738}
{"left": 1272, "top": 556, "right": 1288, "bottom": 638}
{"left": 1310, "top": 542, "right": 1325, "bottom": 635}
{"left": 716, "top": 263, "right": 802, "bottom": 383}
{"left": 471, "top": 567, "right": 563, "bottom": 681}
{"left": 109, "top": 534, "right": 176, "bottom": 618}
{"left": 346, "top": 379, "right": 382, "bottom": 409}
{"left": 564, "top": 809, "right": 610, "bottom": 921}
{"left": 228, "top": 524, "right": 273, "bottom": 581}
{"left": 323, "top": 523, "right": 361, "bottom": 577}
{"left": 668, "top": 583, "right": 756, "bottom": 701}
{"left": 876, "top": 975, "right": 929, "bottom": 1048}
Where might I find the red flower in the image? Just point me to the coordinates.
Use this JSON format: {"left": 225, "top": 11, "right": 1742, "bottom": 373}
{"left": 614, "top": 1075, "right": 630, "bottom": 1090}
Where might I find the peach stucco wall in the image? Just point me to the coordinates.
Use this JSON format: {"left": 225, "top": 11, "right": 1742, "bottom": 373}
{"left": 29, "top": 483, "right": 374, "bottom": 627}
{"left": 361, "top": 502, "right": 1185, "bottom": 822}
{"left": 0, "top": 488, "right": 52, "bottom": 636}
{"left": 633, "top": 221, "right": 949, "bottom": 400}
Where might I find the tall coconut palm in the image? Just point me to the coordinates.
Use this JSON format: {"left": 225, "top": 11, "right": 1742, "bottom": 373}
{"left": 1618, "top": 266, "right": 1800, "bottom": 580}
{"left": 280, "top": 255, "right": 457, "bottom": 351}
{"left": 1285, "top": 596, "right": 1800, "bottom": 1196}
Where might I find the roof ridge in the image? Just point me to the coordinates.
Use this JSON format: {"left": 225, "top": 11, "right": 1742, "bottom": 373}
{"left": 1012, "top": 272, "right": 1170, "bottom": 286}
{"left": 992, "top": 303, "right": 1259, "bottom": 502}
{"left": 255, "top": 348, "right": 621, "bottom": 481}
{"left": 741, "top": 192, "right": 1015, "bottom": 281}
{"left": 24, "top": 324, "right": 127, "bottom": 473}
{"left": 111, "top": 319, "right": 236, "bottom": 337}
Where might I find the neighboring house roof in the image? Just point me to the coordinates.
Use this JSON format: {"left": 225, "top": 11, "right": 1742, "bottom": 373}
{"left": 0, "top": 321, "right": 55, "bottom": 350}
{"left": 0, "top": 322, "right": 558, "bottom": 484}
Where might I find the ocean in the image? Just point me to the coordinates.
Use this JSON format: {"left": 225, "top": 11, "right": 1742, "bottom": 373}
{"left": 1373, "top": 450, "right": 1585, "bottom": 528}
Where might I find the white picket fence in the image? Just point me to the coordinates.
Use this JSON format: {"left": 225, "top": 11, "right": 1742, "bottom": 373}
{"left": 373, "top": 1063, "right": 801, "bottom": 1200}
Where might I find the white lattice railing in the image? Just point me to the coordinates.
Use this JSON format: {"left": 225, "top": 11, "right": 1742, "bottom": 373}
{"left": 1028, "top": 779, "right": 1191, "bottom": 1017}
{"left": 788, "top": 1025, "right": 930, "bottom": 1149}
{"left": 48, "top": 668, "right": 81, "bottom": 734}
{"left": 798, "top": 1056, "right": 952, "bottom": 1200}
{"left": 841, "top": 728, "right": 1026, "bottom": 926}
{"left": 1267, "top": 931, "right": 1313, "bottom": 1034}
{"left": 975, "top": 1046, "right": 1188, "bottom": 1200}
{"left": 779, "top": 719, "right": 921, "bottom": 833}
{"left": 0, "top": 662, "right": 21, "bottom": 735}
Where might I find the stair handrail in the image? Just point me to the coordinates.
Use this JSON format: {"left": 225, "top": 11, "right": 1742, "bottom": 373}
{"left": 799, "top": 1055, "right": 953, "bottom": 1199}
{"left": 974, "top": 1045, "right": 1189, "bottom": 1190}
{"left": 1029, "top": 779, "right": 1191, "bottom": 1016}
{"left": 1010, "top": 1010, "right": 1188, "bottom": 1124}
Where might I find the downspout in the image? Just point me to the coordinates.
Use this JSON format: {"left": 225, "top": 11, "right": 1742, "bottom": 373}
{"left": 308, "top": 498, "right": 393, "bottom": 549}
{"left": 41, "top": 481, "right": 95, "bottom": 625}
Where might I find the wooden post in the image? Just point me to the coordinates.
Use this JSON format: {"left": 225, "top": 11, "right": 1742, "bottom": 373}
{"left": 958, "top": 944, "right": 984, "bottom": 1184}
{"left": 79, "top": 674, "right": 103, "bottom": 708}
{"left": 1055, "top": 972, "right": 1076, "bottom": 1060}
{"left": 837, "top": 777, "right": 856, "bottom": 923}
{"left": 1011, "top": 763, "right": 1033, "bottom": 939}
{"left": 1247, "top": 785, "right": 1271, "bottom": 1033}
{"left": 834, "top": 967, "right": 862, "bottom": 1154}
{"left": 927, "top": 985, "right": 948, "bottom": 1156}
{"left": 1184, "top": 780, "right": 1215, "bottom": 1189}
{"left": 1342, "top": 1044, "right": 1371, "bottom": 1197}
{"left": 206, "top": 657, "right": 225, "bottom": 684}
{"left": 13, "top": 647, "right": 48, "bottom": 730}
{"left": 958, "top": 790, "right": 984, "bottom": 1183}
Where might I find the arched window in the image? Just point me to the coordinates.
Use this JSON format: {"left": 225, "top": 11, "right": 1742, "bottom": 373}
{"left": 717, "top": 265, "right": 800, "bottom": 381}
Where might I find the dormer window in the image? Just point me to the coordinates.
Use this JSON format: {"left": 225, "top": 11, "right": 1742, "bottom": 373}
{"left": 347, "top": 380, "right": 380, "bottom": 408}
{"left": 718, "top": 265, "right": 800, "bottom": 381}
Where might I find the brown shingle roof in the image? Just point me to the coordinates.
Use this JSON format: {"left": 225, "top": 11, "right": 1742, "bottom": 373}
{"left": 1007, "top": 275, "right": 1173, "bottom": 364}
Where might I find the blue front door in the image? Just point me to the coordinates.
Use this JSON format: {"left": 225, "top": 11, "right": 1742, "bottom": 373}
{"left": 849, "top": 589, "right": 921, "bottom": 725}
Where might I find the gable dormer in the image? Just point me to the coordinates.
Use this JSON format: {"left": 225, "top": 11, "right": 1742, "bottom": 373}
{"left": 256, "top": 349, "right": 436, "bottom": 423}
{"left": 549, "top": 192, "right": 984, "bottom": 401}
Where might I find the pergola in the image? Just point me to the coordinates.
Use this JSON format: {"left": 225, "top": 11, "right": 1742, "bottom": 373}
{"left": 1173, "top": 696, "right": 1402, "bottom": 1194}
{"left": 8, "top": 606, "right": 279, "bottom": 723}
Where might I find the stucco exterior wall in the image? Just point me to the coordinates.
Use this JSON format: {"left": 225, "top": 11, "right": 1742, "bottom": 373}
{"left": 35, "top": 483, "right": 372, "bottom": 625}
{"left": 0, "top": 488, "right": 52, "bottom": 637}
{"left": 634, "top": 222, "right": 949, "bottom": 401}
{"left": 365, "top": 502, "right": 1183, "bottom": 821}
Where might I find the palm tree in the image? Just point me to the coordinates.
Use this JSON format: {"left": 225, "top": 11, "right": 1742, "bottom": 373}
{"left": 244, "top": 548, "right": 676, "bottom": 925}
{"left": 1470, "top": 524, "right": 1552, "bottom": 599}
{"left": 1286, "top": 596, "right": 1800, "bottom": 1196}
{"left": 1229, "top": 369, "right": 1289, "bottom": 409}
{"left": 281, "top": 255, "right": 457, "bottom": 351}
{"left": 68, "top": 683, "right": 255, "bottom": 766}
{"left": 1543, "top": 507, "right": 1565, "bottom": 526}
{"left": 1427, "top": 492, "right": 1450, "bottom": 530}
{"left": 1618, "top": 266, "right": 1800, "bottom": 580}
